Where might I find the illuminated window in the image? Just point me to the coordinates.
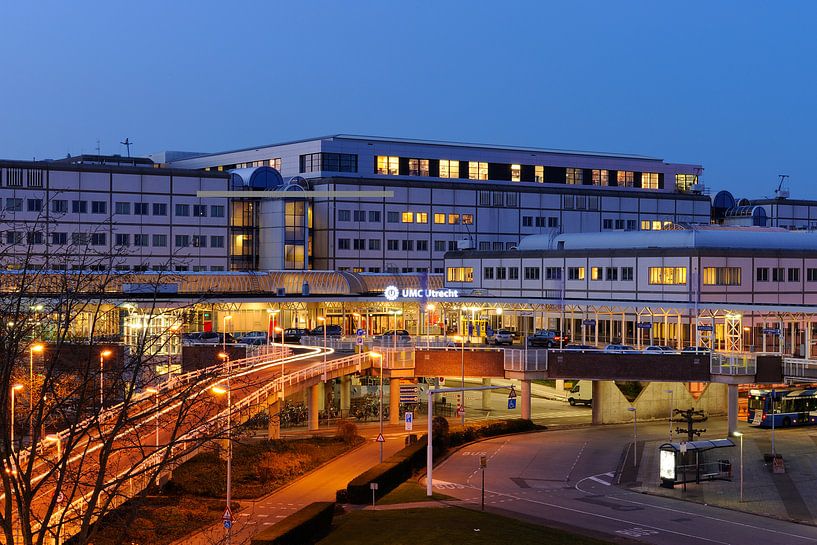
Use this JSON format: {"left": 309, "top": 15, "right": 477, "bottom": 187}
{"left": 401, "top": 212, "right": 414, "bottom": 223}
{"left": 462, "top": 214, "right": 473, "bottom": 225}
{"left": 592, "top": 169, "right": 609, "bottom": 186}
{"left": 434, "top": 213, "right": 445, "bottom": 224}
{"left": 648, "top": 267, "right": 687, "bottom": 285}
{"left": 568, "top": 267, "right": 585, "bottom": 280}
{"left": 408, "top": 159, "right": 429, "bottom": 176}
{"left": 511, "top": 164, "right": 521, "bottom": 182}
{"left": 448, "top": 214, "right": 460, "bottom": 224}
{"left": 675, "top": 174, "right": 698, "bottom": 192}
{"left": 439, "top": 159, "right": 459, "bottom": 178}
{"left": 566, "top": 168, "right": 583, "bottom": 185}
{"left": 591, "top": 267, "right": 602, "bottom": 281}
{"left": 376, "top": 156, "right": 399, "bottom": 175}
{"left": 642, "top": 172, "right": 659, "bottom": 189}
{"left": 617, "top": 171, "right": 635, "bottom": 187}
{"left": 447, "top": 267, "right": 473, "bottom": 282}
{"left": 703, "top": 267, "right": 742, "bottom": 286}
{"left": 415, "top": 212, "right": 428, "bottom": 223}
{"left": 652, "top": 220, "right": 662, "bottom": 230}
{"left": 641, "top": 220, "right": 651, "bottom": 230}
{"left": 535, "top": 166, "right": 544, "bottom": 183}
{"left": 468, "top": 162, "right": 488, "bottom": 180}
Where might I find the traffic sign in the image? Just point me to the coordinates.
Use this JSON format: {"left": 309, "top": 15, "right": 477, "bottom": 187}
{"left": 697, "top": 325, "right": 714, "bottom": 332}
{"left": 376, "top": 433, "right": 385, "bottom": 443}
{"left": 356, "top": 328, "right": 365, "bottom": 336}
{"left": 507, "top": 398, "right": 517, "bottom": 410}
{"left": 438, "top": 377, "right": 445, "bottom": 385}
{"left": 223, "top": 520, "right": 232, "bottom": 529}
{"left": 637, "top": 322, "right": 652, "bottom": 330}
{"left": 680, "top": 441, "right": 687, "bottom": 454}
{"left": 56, "top": 492, "right": 64, "bottom": 504}
{"left": 480, "top": 455, "right": 487, "bottom": 469}
{"left": 582, "top": 319, "right": 596, "bottom": 327}
{"left": 399, "top": 384, "right": 419, "bottom": 403}
{"left": 508, "top": 386, "right": 517, "bottom": 399}
{"left": 456, "top": 405, "right": 465, "bottom": 416}
{"left": 762, "top": 328, "right": 781, "bottom": 335}
{"left": 405, "top": 411, "right": 413, "bottom": 431}
{"left": 222, "top": 506, "right": 233, "bottom": 522}
{"left": 356, "top": 336, "right": 364, "bottom": 346}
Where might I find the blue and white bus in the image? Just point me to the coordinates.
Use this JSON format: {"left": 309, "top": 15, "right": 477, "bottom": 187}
{"left": 747, "top": 388, "right": 817, "bottom": 428}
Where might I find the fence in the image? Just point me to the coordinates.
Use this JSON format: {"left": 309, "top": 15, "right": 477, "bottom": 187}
{"left": 503, "top": 349, "right": 548, "bottom": 372}
{"left": 783, "top": 357, "right": 817, "bottom": 381}
{"left": 709, "top": 352, "right": 756, "bottom": 375}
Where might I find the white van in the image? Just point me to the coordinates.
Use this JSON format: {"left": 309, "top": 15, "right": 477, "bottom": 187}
{"left": 568, "top": 381, "right": 592, "bottom": 406}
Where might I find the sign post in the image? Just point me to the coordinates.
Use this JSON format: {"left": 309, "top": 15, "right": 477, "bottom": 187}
{"left": 370, "top": 482, "right": 379, "bottom": 508}
{"left": 404, "top": 411, "right": 413, "bottom": 431}
{"left": 508, "top": 386, "right": 517, "bottom": 410}
{"left": 480, "top": 455, "right": 487, "bottom": 511}
{"left": 222, "top": 506, "right": 233, "bottom": 529}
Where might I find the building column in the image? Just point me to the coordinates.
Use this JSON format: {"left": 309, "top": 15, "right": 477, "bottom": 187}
{"left": 308, "top": 383, "right": 320, "bottom": 431}
{"left": 481, "top": 378, "right": 492, "bottom": 410}
{"left": 807, "top": 320, "right": 813, "bottom": 360}
{"left": 521, "top": 379, "right": 532, "bottom": 420}
{"left": 389, "top": 378, "right": 401, "bottom": 425}
{"left": 267, "top": 398, "right": 280, "bottom": 440}
{"left": 727, "top": 383, "right": 739, "bottom": 436}
{"left": 340, "top": 375, "right": 352, "bottom": 417}
{"left": 591, "top": 380, "right": 603, "bottom": 425}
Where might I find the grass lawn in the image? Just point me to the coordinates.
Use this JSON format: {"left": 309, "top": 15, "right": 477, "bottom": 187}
{"left": 377, "top": 480, "right": 453, "bottom": 505}
{"left": 318, "top": 507, "right": 614, "bottom": 545}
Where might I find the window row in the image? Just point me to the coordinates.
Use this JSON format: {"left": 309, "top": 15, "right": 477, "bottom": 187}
{"left": 756, "top": 267, "right": 816, "bottom": 283}
{"left": 2, "top": 168, "right": 44, "bottom": 188}
{"left": 10, "top": 264, "right": 227, "bottom": 272}
{"left": 603, "top": 219, "right": 638, "bottom": 230}
{"left": 3, "top": 198, "right": 225, "bottom": 218}
{"left": 476, "top": 191, "right": 519, "bottom": 208}
{"left": 300, "top": 153, "right": 358, "bottom": 173}
{"left": 373, "top": 156, "right": 668, "bottom": 189}
{"left": 235, "top": 158, "right": 282, "bottom": 170}
{"left": 522, "top": 216, "right": 559, "bottom": 228}
{"left": 641, "top": 220, "right": 674, "bottom": 231}
{"left": 4, "top": 231, "right": 225, "bottom": 248}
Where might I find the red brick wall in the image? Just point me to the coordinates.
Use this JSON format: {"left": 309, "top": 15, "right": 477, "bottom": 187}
{"left": 414, "top": 349, "right": 504, "bottom": 378}
{"left": 182, "top": 345, "right": 249, "bottom": 372}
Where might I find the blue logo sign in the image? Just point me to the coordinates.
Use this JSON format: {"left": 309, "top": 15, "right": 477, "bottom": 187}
{"left": 356, "top": 328, "right": 365, "bottom": 337}
{"left": 508, "top": 398, "right": 517, "bottom": 410}
{"left": 224, "top": 520, "right": 232, "bottom": 529}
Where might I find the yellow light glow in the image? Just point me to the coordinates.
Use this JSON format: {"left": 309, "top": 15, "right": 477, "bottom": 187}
{"left": 31, "top": 344, "right": 44, "bottom": 353}
{"left": 495, "top": 308, "right": 503, "bottom": 315}
{"left": 100, "top": 350, "right": 112, "bottom": 358}
{"left": 369, "top": 351, "right": 383, "bottom": 359}
{"left": 425, "top": 303, "right": 435, "bottom": 312}
{"left": 274, "top": 327, "right": 283, "bottom": 333}
{"left": 224, "top": 315, "right": 233, "bottom": 321}
{"left": 12, "top": 384, "right": 23, "bottom": 391}
{"left": 45, "top": 434, "right": 60, "bottom": 444}
{"left": 211, "top": 386, "right": 227, "bottom": 395}
{"left": 267, "top": 309, "right": 279, "bottom": 315}
{"left": 217, "top": 352, "right": 229, "bottom": 360}
{"left": 317, "top": 317, "right": 326, "bottom": 322}
{"left": 145, "top": 387, "right": 159, "bottom": 394}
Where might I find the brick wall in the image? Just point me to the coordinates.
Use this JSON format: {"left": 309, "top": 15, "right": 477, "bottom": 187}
{"left": 414, "top": 349, "right": 504, "bottom": 378}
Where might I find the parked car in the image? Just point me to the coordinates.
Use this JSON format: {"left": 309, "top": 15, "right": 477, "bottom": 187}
{"left": 603, "top": 344, "right": 636, "bottom": 353}
{"left": 487, "top": 329, "right": 514, "bottom": 346}
{"left": 562, "top": 344, "right": 599, "bottom": 351}
{"left": 527, "top": 330, "right": 570, "bottom": 348}
{"left": 195, "top": 331, "right": 237, "bottom": 345}
{"left": 309, "top": 324, "right": 343, "bottom": 337}
{"left": 238, "top": 331, "right": 267, "bottom": 344}
{"left": 643, "top": 345, "right": 676, "bottom": 354}
{"left": 181, "top": 332, "right": 202, "bottom": 345}
{"left": 283, "top": 328, "right": 310, "bottom": 343}
{"left": 567, "top": 381, "right": 592, "bottom": 406}
{"left": 376, "top": 329, "right": 412, "bottom": 344}
{"left": 682, "top": 346, "right": 711, "bottom": 354}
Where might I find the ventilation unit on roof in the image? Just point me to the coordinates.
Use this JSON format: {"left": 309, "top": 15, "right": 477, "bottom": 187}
{"left": 457, "top": 239, "right": 474, "bottom": 250}
{"left": 690, "top": 183, "right": 703, "bottom": 194}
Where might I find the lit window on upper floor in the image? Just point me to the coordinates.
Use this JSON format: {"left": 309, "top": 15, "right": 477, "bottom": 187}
{"left": 447, "top": 267, "right": 473, "bottom": 283}
{"left": 675, "top": 174, "right": 698, "bottom": 192}
{"left": 462, "top": 214, "right": 473, "bottom": 225}
{"left": 703, "top": 267, "right": 741, "bottom": 286}
{"left": 401, "top": 212, "right": 414, "bottom": 223}
{"left": 415, "top": 212, "right": 428, "bottom": 224}
{"left": 535, "top": 166, "right": 544, "bottom": 183}
{"left": 511, "top": 164, "right": 521, "bottom": 182}
{"left": 376, "top": 156, "right": 399, "bottom": 176}
{"left": 408, "top": 159, "right": 429, "bottom": 176}
{"left": 434, "top": 213, "right": 445, "bottom": 224}
{"left": 617, "top": 171, "right": 635, "bottom": 187}
{"left": 648, "top": 266, "right": 687, "bottom": 285}
{"left": 468, "top": 162, "right": 488, "bottom": 180}
{"left": 592, "top": 169, "right": 609, "bottom": 186}
{"left": 270, "top": 158, "right": 282, "bottom": 170}
{"left": 448, "top": 214, "right": 460, "bottom": 225}
{"left": 439, "top": 159, "right": 459, "bottom": 179}
{"left": 566, "top": 168, "right": 583, "bottom": 185}
{"left": 642, "top": 172, "right": 659, "bottom": 189}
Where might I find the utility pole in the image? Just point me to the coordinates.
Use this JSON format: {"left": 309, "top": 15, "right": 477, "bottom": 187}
{"left": 674, "top": 408, "right": 707, "bottom": 442}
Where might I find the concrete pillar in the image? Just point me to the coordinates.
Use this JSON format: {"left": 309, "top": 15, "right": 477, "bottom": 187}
{"left": 482, "top": 378, "right": 492, "bottom": 410}
{"left": 727, "top": 383, "right": 739, "bottom": 436}
{"left": 591, "top": 380, "right": 603, "bottom": 425}
{"left": 521, "top": 379, "right": 531, "bottom": 420}
{"left": 340, "top": 375, "right": 352, "bottom": 416}
{"left": 389, "top": 378, "right": 401, "bottom": 425}
{"left": 308, "top": 383, "right": 320, "bottom": 431}
{"left": 267, "top": 399, "right": 280, "bottom": 440}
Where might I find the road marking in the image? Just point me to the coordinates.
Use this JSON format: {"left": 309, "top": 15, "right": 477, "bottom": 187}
{"left": 586, "top": 476, "right": 611, "bottom": 486}
{"left": 575, "top": 472, "right": 618, "bottom": 494}
{"left": 564, "top": 441, "right": 588, "bottom": 482}
{"left": 617, "top": 527, "right": 660, "bottom": 538}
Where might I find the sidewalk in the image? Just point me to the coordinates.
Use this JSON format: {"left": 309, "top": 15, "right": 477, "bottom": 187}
{"left": 630, "top": 421, "right": 817, "bottom": 524}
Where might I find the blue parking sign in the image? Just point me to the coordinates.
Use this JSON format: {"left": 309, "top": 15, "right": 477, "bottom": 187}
{"left": 508, "top": 398, "right": 517, "bottom": 410}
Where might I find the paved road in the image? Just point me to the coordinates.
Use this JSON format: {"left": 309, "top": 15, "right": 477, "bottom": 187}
{"left": 431, "top": 423, "right": 817, "bottom": 545}
{"left": 177, "top": 423, "right": 411, "bottom": 545}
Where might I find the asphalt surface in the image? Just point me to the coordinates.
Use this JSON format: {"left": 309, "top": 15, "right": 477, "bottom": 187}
{"left": 431, "top": 422, "right": 817, "bottom": 545}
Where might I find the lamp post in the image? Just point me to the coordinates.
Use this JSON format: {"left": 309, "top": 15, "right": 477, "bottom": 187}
{"left": 452, "top": 335, "right": 466, "bottom": 426}
{"left": 267, "top": 309, "right": 279, "bottom": 348}
{"left": 733, "top": 431, "right": 744, "bottom": 502}
{"left": 665, "top": 388, "right": 674, "bottom": 443}
{"left": 9, "top": 384, "right": 23, "bottom": 453}
{"left": 99, "top": 349, "right": 112, "bottom": 411}
{"left": 318, "top": 316, "right": 327, "bottom": 380}
{"left": 628, "top": 407, "right": 638, "bottom": 467}
{"left": 370, "top": 352, "right": 384, "bottom": 462}
{"left": 29, "top": 343, "right": 44, "bottom": 440}
{"left": 222, "top": 315, "right": 233, "bottom": 354}
{"left": 45, "top": 433, "right": 63, "bottom": 545}
{"left": 213, "top": 351, "right": 232, "bottom": 544}
{"left": 145, "top": 387, "right": 160, "bottom": 450}
{"left": 274, "top": 326, "right": 284, "bottom": 359}
{"left": 425, "top": 304, "right": 435, "bottom": 348}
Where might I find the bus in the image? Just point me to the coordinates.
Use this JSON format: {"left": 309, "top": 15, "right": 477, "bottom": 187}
{"left": 747, "top": 388, "right": 817, "bottom": 428}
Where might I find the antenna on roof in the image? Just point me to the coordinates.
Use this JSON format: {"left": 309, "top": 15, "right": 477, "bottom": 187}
{"left": 95, "top": 139, "right": 101, "bottom": 156}
{"left": 120, "top": 138, "right": 133, "bottom": 158}
{"left": 775, "top": 174, "right": 790, "bottom": 200}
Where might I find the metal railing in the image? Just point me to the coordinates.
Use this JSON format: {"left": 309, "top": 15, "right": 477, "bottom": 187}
{"left": 783, "top": 357, "right": 817, "bottom": 381}
{"left": 299, "top": 336, "right": 358, "bottom": 352}
{"left": 710, "top": 352, "right": 757, "bottom": 375}
{"left": 503, "top": 348, "right": 548, "bottom": 372}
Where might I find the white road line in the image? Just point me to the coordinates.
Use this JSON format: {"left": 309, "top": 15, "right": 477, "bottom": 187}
{"left": 587, "top": 476, "right": 612, "bottom": 486}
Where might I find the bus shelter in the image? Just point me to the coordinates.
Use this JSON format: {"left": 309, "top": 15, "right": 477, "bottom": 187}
{"left": 659, "top": 439, "right": 735, "bottom": 489}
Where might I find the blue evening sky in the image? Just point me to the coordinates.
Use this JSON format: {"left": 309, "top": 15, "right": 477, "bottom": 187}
{"left": 1, "top": 1, "right": 815, "bottom": 199}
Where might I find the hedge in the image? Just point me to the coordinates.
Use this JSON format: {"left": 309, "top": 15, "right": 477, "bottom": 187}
{"left": 347, "top": 438, "right": 428, "bottom": 504}
{"left": 250, "top": 501, "right": 335, "bottom": 545}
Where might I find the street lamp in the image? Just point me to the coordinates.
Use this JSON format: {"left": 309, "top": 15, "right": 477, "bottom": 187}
{"left": 274, "top": 326, "right": 284, "bottom": 359}
{"left": 10, "top": 384, "right": 23, "bottom": 453}
{"left": 30, "top": 343, "right": 44, "bottom": 439}
{"left": 370, "top": 352, "right": 384, "bottom": 462}
{"left": 211, "top": 356, "right": 232, "bottom": 544}
{"left": 452, "top": 335, "right": 466, "bottom": 426}
{"left": 425, "top": 303, "right": 435, "bottom": 348}
{"left": 665, "top": 388, "right": 674, "bottom": 443}
{"left": 733, "top": 431, "right": 744, "bottom": 502}
{"left": 627, "top": 407, "right": 638, "bottom": 468}
{"left": 318, "top": 316, "right": 327, "bottom": 380}
{"left": 45, "top": 433, "right": 63, "bottom": 545}
{"left": 222, "top": 315, "right": 233, "bottom": 354}
{"left": 266, "top": 309, "right": 279, "bottom": 348}
{"left": 145, "top": 387, "right": 160, "bottom": 450}
{"left": 99, "top": 349, "right": 112, "bottom": 411}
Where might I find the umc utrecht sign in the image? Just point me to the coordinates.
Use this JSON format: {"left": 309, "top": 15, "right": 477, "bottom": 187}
{"left": 383, "top": 285, "right": 459, "bottom": 301}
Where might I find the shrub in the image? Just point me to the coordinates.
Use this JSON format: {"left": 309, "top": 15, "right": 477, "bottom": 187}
{"left": 250, "top": 501, "right": 335, "bottom": 545}
{"left": 432, "top": 416, "right": 450, "bottom": 453}
{"left": 334, "top": 419, "right": 358, "bottom": 444}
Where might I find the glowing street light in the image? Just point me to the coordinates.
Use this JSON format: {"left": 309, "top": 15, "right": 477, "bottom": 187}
{"left": 9, "top": 384, "right": 23, "bottom": 453}
{"left": 266, "top": 309, "right": 279, "bottom": 347}
{"left": 628, "top": 407, "right": 638, "bottom": 467}
{"left": 210, "top": 380, "right": 232, "bottom": 544}
{"left": 318, "top": 317, "right": 328, "bottom": 379}
{"left": 99, "top": 349, "right": 112, "bottom": 411}
{"left": 30, "top": 343, "right": 44, "bottom": 439}
{"left": 222, "top": 315, "right": 233, "bottom": 353}
{"left": 145, "top": 387, "right": 160, "bottom": 450}
{"left": 370, "top": 351, "right": 385, "bottom": 463}
{"left": 733, "top": 431, "right": 744, "bottom": 502}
